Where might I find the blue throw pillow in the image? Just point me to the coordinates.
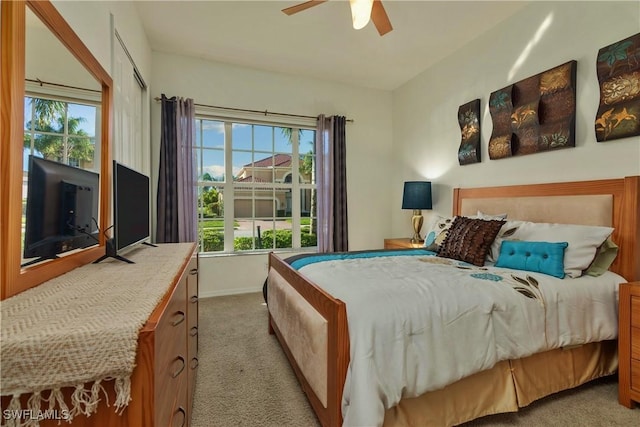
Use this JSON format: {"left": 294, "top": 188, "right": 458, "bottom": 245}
{"left": 495, "top": 241, "right": 568, "bottom": 279}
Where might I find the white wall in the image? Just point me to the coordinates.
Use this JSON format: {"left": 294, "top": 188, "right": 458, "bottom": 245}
{"left": 150, "top": 52, "right": 393, "bottom": 297}
{"left": 52, "top": 1, "right": 152, "bottom": 82}
{"left": 391, "top": 1, "right": 640, "bottom": 237}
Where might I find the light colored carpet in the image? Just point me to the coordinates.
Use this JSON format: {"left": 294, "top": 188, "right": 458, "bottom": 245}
{"left": 191, "top": 292, "right": 639, "bottom": 426}
{"left": 191, "top": 292, "right": 320, "bottom": 427}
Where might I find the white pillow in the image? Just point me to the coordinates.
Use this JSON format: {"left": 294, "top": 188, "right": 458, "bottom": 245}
{"left": 489, "top": 220, "right": 613, "bottom": 278}
{"left": 475, "top": 210, "right": 508, "bottom": 220}
{"left": 487, "top": 220, "right": 524, "bottom": 263}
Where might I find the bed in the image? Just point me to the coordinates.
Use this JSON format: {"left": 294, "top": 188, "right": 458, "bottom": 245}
{"left": 265, "top": 176, "right": 640, "bottom": 427}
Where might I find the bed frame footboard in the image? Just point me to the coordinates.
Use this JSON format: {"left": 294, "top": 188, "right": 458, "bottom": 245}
{"left": 268, "top": 252, "right": 349, "bottom": 427}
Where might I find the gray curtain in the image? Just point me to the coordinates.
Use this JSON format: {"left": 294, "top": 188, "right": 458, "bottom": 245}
{"left": 156, "top": 94, "right": 197, "bottom": 243}
{"left": 316, "top": 115, "right": 348, "bottom": 252}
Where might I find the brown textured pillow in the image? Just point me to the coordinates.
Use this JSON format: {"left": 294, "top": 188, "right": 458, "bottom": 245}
{"left": 437, "top": 216, "right": 506, "bottom": 266}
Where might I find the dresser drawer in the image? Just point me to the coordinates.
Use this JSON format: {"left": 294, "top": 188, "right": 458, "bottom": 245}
{"left": 632, "top": 359, "right": 640, "bottom": 393}
{"left": 169, "top": 372, "right": 188, "bottom": 427}
{"left": 156, "top": 278, "right": 187, "bottom": 365}
{"left": 620, "top": 282, "right": 640, "bottom": 408}
{"left": 156, "top": 311, "right": 187, "bottom": 369}
{"left": 188, "top": 327, "right": 198, "bottom": 367}
{"left": 632, "top": 327, "right": 640, "bottom": 361}
{"left": 632, "top": 296, "right": 640, "bottom": 328}
{"left": 164, "top": 362, "right": 188, "bottom": 427}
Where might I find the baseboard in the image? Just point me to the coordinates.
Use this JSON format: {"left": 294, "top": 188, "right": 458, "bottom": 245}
{"left": 199, "top": 286, "right": 262, "bottom": 299}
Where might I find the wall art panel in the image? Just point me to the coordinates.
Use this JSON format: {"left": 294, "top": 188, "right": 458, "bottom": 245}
{"left": 458, "top": 99, "right": 481, "bottom": 165}
{"left": 595, "top": 33, "right": 640, "bottom": 142}
{"left": 488, "top": 60, "right": 577, "bottom": 159}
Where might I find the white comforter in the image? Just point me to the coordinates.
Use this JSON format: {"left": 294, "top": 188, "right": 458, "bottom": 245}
{"left": 297, "top": 253, "right": 624, "bottom": 427}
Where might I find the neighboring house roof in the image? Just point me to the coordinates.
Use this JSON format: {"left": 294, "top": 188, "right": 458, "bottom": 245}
{"left": 236, "top": 154, "right": 294, "bottom": 183}
{"left": 245, "top": 153, "right": 292, "bottom": 168}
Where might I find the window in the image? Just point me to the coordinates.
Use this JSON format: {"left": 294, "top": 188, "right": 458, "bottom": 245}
{"left": 195, "top": 117, "right": 317, "bottom": 254}
{"left": 23, "top": 95, "right": 99, "bottom": 169}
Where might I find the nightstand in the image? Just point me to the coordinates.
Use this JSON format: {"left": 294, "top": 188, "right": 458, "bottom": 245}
{"left": 384, "top": 238, "right": 424, "bottom": 249}
{"left": 619, "top": 281, "right": 640, "bottom": 408}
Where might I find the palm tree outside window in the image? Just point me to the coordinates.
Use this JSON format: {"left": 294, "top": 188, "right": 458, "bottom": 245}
{"left": 23, "top": 97, "right": 97, "bottom": 169}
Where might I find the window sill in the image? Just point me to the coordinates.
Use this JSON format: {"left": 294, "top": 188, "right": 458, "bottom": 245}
{"left": 198, "top": 247, "right": 317, "bottom": 259}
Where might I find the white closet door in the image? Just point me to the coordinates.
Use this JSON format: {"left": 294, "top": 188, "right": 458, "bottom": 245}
{"left": 113, "top": 32, "right": 146, "bottom": 173}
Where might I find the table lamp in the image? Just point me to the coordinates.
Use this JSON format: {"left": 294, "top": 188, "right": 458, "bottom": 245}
{"left": 402, "top": 181, "right": 432, "bottom": 243}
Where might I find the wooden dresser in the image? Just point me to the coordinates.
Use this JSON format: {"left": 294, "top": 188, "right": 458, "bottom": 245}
{"left": 619, "top": 281, "right": 640, "bottom": 409}
{"left": 1, "top": 243, "right": 199, "bottom": 427}
{"left": 130, "top": 249, "right": 199, "bottom": 427}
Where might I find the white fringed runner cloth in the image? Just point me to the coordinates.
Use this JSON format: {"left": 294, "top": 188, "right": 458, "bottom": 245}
{"left": 0, "top": 243, "right": 195, "bottom": 427}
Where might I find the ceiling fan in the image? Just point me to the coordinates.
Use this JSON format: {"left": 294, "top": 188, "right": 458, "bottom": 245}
{"left": 282, "top": 0, "right": 393, "bottom": 36}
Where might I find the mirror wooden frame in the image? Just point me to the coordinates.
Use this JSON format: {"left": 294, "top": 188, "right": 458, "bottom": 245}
{"left": 0, "top": 0, "right": 112, "bottom": 299}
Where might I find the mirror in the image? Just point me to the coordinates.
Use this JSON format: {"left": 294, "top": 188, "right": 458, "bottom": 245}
{"left": 22, "top": 6, "right": 103, "bottom": 267}
{"left": 0, "top": 0, "right": 112, "bottom": 299}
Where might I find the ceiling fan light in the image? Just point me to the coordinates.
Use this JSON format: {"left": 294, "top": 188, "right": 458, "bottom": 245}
{"left": 349, "top": 0, "right": 374, "bottom": 30}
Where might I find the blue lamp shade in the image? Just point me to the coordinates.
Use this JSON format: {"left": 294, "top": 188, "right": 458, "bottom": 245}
{"left": 402, "top": 181, "right": 432, "bottom": 210}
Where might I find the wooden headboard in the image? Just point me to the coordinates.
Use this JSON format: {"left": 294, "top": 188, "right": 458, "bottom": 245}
{"left": 452, "top": 176, "right": 640, "bottom": 282}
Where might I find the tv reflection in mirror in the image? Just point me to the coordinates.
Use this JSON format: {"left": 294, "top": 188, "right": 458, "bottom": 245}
{"left": 94, "top": 161, "right": 152, "bottom": 264}
{"left": 23, "top": 156, "right": 99, "bottom": 266}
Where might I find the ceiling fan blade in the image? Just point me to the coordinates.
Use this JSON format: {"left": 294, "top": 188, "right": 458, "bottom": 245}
{"left": 371, "top": 0, "right": 393, "bottom": 36}
{"left": 282, "top": 0, "right": 328, "bottom": 16}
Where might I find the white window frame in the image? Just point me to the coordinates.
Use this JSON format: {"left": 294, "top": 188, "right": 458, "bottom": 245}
{"left": 194, "top": 111, "right": 317, "bottom": 255}
{"left": 23, "top": 86, "right": 101, "bottom": 169}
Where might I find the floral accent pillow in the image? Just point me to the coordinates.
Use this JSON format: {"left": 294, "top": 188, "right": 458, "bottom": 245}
{"left": 423, "top": 215, "right": 456, "bottom": 252}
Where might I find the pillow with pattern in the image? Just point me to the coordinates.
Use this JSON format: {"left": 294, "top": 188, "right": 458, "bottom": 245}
{"left": 487, "top": 220, "right": 524, "bottom": 263}
{"left": 423, "top": 215, "right": 456, "bottom": 252}
{"left": 437, "top": 216, "right": 506, "bottom": 266}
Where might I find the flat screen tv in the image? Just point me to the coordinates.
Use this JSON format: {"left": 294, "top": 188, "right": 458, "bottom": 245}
{"left": 94, "top": 160, "right": 151, "bottom": 263}
{"left": 23, "top": 156, "right": 100, "bottom": 266}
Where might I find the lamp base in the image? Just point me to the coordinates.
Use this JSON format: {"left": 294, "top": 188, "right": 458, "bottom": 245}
{"left": 410, "top": 209, "right": 424, "bottom": 243}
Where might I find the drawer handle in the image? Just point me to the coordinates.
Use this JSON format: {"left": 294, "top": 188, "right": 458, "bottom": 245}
{"left": 190, "top": 326, "right": 198, "bottom": 337}
{"left": 172, "top": 311, "right": 186, "bottom": 326}
{"left": 190, "top": 295, "right": 198, "bottom": 304}
{"left": 189, "top": 268, "right": 198, "bottom": 275}
{"left": 190, "top": 357, "right": 199, "bottom": 370}
{"left": 175, "top": 406, "right": 186, "bottom": 427}
{"left": 172, "top": 356, "right": 185, "bottom": 378}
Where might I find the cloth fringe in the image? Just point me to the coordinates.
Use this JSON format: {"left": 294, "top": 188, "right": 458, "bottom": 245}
{"left": 113, "top": 376, "right": 131, "bottom": 414}
{"left": 4, "top": 394, "right": 22, "bottom": 427}
{"left": 1, "top": 378, "right": 129, "bottom": 427}
{"left": 25, "top": 392, "right": 41, "bottom": 427}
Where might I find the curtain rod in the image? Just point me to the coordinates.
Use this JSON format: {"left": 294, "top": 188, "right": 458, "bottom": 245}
{"left": 25, "top": 78, "right": 101, "bottom": 93}
{"left": 154, "top": 96, "right": 353, "bottom": 123}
